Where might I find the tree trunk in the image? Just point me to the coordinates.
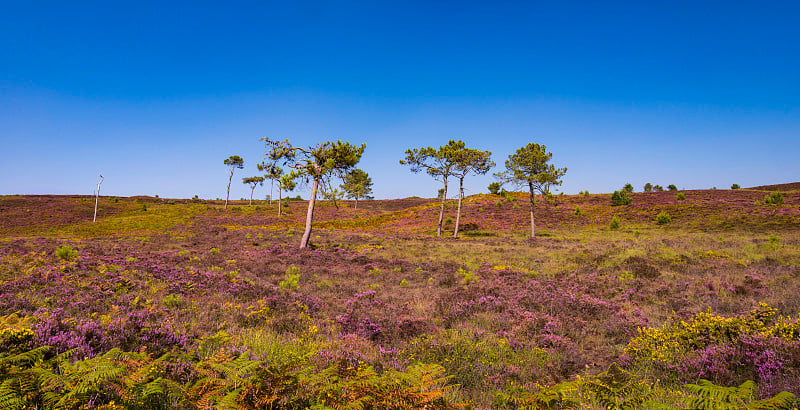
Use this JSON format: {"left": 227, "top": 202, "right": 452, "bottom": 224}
{"left": 270, "top": 180, "right": 274, "bottom": 204}
{"left": 354, "top": 196, "right": 358, "bottom": 209}
{"left": 529, "top": 183, "right": 536, "bottom": 238}
{"left": 436, "top": 176, "right": 448, "bottom": 237}
{"left": 453, "top": 176, "right": 464, "bottom": 238}
{"left": 224, "top": 169, "right": 233, "bottom": 210}
{"left": 249, "top": 185, "right": 255, "bottom": 205}
{"left": 278, "top": 188, "right": 282, "bottom": 216}
{"left": 299, "top": 177, "right": 319, "bottom": 248}
{"left": 93, "top": 175, "right": 104, "bottom": 223}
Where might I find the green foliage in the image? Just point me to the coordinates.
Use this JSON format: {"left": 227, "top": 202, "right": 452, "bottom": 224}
{"left": 731, "top": 184, "right": 741, "bottom": 189}
{"left": 498, "top": 143, "right": 567, "bottom": 196}
{"left": 610, "top": 216, "right": 621, "bottom": 230}
{"left": 400, "top": 279, "right": 408, "bottom": 287}
{"left": 667, "top": 184, "right": 678, "bottom": 191}
{"left": 763, "top": 192, "right": 784, "bottom": 206}
{"left": 676, "top": 192, "right": 686, "bottom": 200}
{"left": 574, "top": 207, "right": 582, "bottom": 216}
{"left": 161, "top": 294, "right": 184, "bottom": 309}
{"left": 280, "top": 266, "right": 300, "bottom": 290}
{"left": 682, "top": 379, "right": 796, "bottom": 409}
{"left": 488, "top": 182, "right": 503, "bottom": 195}
{"left": 643, "top": 183, "right": 653, "bottom": 192}
{"left": 656, "top": 212, "right": 672, "bottom": 225}
{"left": 55, "top": 245, "right": 78, "bottom": 261}
{"left": 141, "top": 203, "right": 147, "bottom": 211}
{"left": 457, "top": 268, "right": 478, "bottom": 285}
{"left": 583, "top": 363, "right": 654, "bottom": 410}
{"left": 653, "top": 184, "right": 664, "bottom": 192}
{"left": 223, "top": 155, "right": 245, "bottom": 169}
{"left": 622, "top": 183, "right": 634, "bottom": 193}
{"left": 580, "top": 190, "right": 590, "bottom": 196}
{"left": 340, "top": 168, "right": 374, "bottom": 203}
{"left": 611, "top": 190, "right": 631, "bottom": 206}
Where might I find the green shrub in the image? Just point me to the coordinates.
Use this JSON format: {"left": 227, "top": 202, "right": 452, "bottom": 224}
{"left": 731, "top": 184, "right": 740, "bottom": 189}
{"left": 457, "top": 268, "right": 478, "bottom": 285}
{"left": 488, "top": 182, "right": 502, "bottom": 195}
{"left": 643, "top": 183, "right": 653, "bottom": 192}
{"left": 55, "top": 245, "right": 78, "bottom": 261}
{"left": 668, "top": 184, "right": 678, "bottom": 191}
{"left": 653, "top": 185, "right": 664, "bottom": 192}
{"left": 676, "top": 192, "right": 686, "bottom": 200}
{"left": 610, "top": 216, "right": 620, "bottom": 230}
{"left": 763, "top": 192, "right": 784, "bottom": 206}
{"left": 400, "top": 279, "right": 408, "bottom": 287}
{"left": 574, "top": 207, "right": 582, "bottom": 216}
{"left": 623, "top": 183, "right": 634, "bottom": 193}
{"left": 495, "top": 200, "right": 503, "bottom": 208}
{"left": 280, "top": 266, "right": 300, "bottom": 290}
{"left": 141, "top": 203, "right": 148, "bottom": 211}
{"left": 162, "top": 294, "right": 184, "bottom": 309}
{"left": 611, "top": 190, "right": 632, "bottom": 206}
{"left": 656, "top": 212, "right": 672, "bottom": 225}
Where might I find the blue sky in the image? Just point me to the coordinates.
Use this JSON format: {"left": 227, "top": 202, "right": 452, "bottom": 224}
{"left": 1, "top": 1, "right": 798, "bottom": 199}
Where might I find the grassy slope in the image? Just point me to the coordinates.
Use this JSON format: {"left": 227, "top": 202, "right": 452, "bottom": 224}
{"left": 1, "top": 188, "right": 799, "bottom": 406}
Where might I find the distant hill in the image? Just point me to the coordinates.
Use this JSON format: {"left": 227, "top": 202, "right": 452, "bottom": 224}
{"left": 748, "top": 182, "right": 800, "bottom": 191}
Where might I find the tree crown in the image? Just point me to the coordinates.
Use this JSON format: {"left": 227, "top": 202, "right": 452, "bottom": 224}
{"left": 499, "top": 142, "right": 566, "bottom": 194}
{"left": 341, "top": 168, "right": 374, "bottom": 200}
{"left": 224, "top": 155, "right": 244, "bottom": 168}
{"left": 400, "top": 139, "right": 465, "bottom": 180}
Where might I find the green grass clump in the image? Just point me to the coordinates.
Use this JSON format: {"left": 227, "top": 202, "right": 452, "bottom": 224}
{"left": 55, "top": 245, "right": 77, "bottom": 261}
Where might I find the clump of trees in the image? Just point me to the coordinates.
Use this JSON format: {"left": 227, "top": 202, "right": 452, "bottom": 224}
{"left": 263, "top": 138, "right": 365, "bottom": 248}
{"left": 400, "top": 140, "right": 464, "bottom": 237}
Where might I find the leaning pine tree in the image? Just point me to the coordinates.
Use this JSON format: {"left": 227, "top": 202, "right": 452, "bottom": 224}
{"left": 242, "top": 176, "right": 264, "bottom": 205}
{"left": 400, "top": 140, "right": 463, "bottom": 237}
{"left": 262, "top": 138, "right": 365, "bottom": 248}
{"left": 451, "top": 147, "right": 494, "bottom": 238}
{"left": 497, "top": 142, "right": 566, "bottom": 239}
{"left": 223, "top": 155, "right": 244, "bottom": 210}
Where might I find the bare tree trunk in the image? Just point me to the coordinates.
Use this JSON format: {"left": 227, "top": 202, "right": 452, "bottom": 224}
{"left": 270, "top": 179, "right": 274, "bottom": 204}
{"left": 529, "top": 183, "right": 536, "bottom": 238}
{"left": 278, "top": 188, "right": 282, "bottom": 216}
{"left": 299, "top": 177, "right": 319, "bottom": 248}
{"left": 453, "top": 176, "right": 464, "bottom": 238}
{"left": 93, "top": 174, "right": 104, "bottom": 223}
{"left": 224, "top": 169, "right": 233, "bottom": 210}
{"left": 355, "top": 197, "right": 358, "bottom": 209}
{"left": 249, "top": 185, "right": 255, "bottom": 205}
{"left": 436, "top": 176, "right": 448, "bottom": 237}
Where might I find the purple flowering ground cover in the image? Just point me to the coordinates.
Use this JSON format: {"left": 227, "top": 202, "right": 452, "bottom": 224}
{"left": 1, "top": 190, "right": 799, "bottom": 408}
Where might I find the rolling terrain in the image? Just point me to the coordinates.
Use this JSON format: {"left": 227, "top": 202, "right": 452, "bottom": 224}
{"left": 1, "top": 187, "right": 799, "bottom": 408}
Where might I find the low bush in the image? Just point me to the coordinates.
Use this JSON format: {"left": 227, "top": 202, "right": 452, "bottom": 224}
{"left": 676, "top": 192, "right": 686, "bottom": 200}
{"left": 656, "top": 212, "right": 672, "bottom": 225}
{"left": 764, "top": 192, "right": 784, "bottom": 206}
{"left": 55, "top": 245, "right": 77, "bottom": 261}
{"left": 611, "top": 190, "right": 631, "bottom": 206}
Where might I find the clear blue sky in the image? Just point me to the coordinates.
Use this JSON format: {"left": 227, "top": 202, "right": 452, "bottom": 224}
{"left": 2, "top": 1, "right": 798, "bottom": 200}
